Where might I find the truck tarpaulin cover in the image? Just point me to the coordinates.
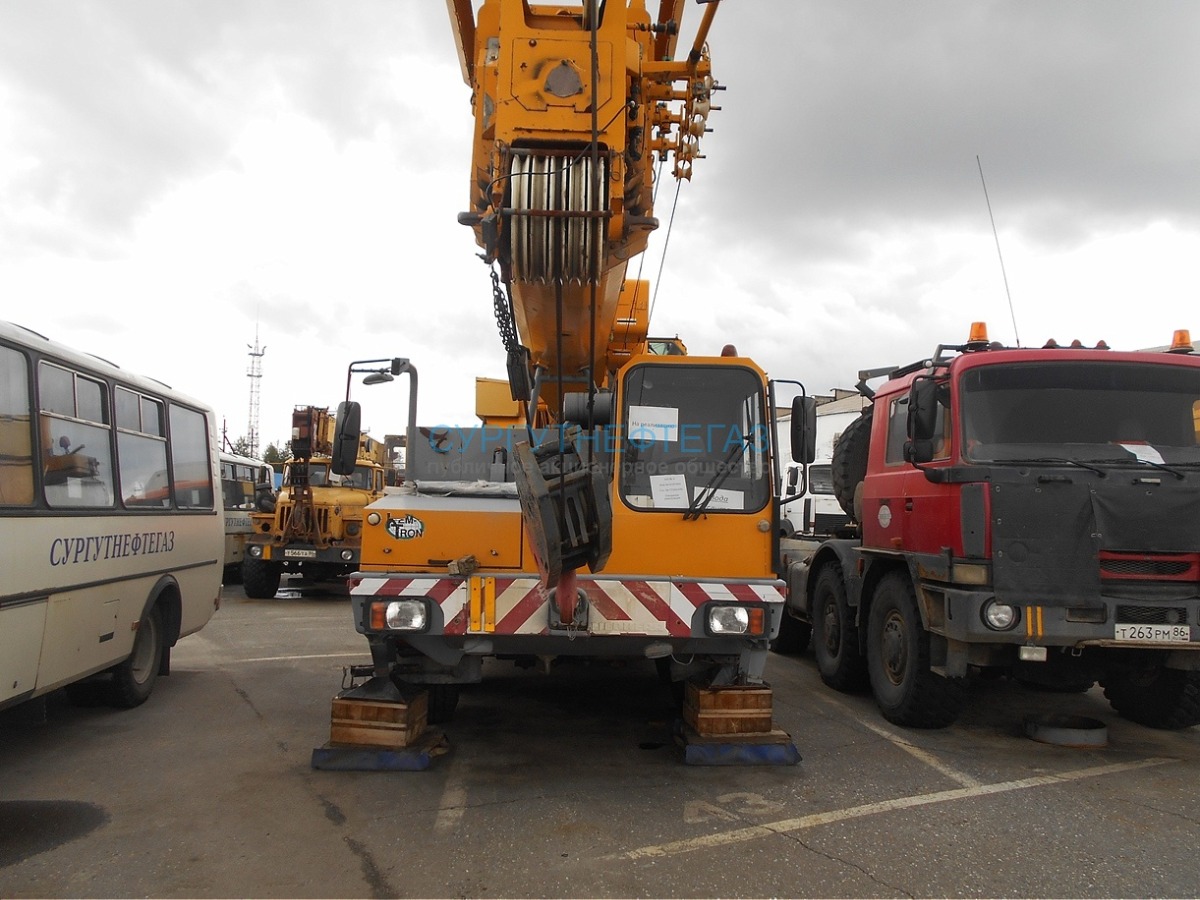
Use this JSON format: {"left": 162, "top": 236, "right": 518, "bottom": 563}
{"left": 991, "top": 481, "right": 1200, "bottom": 603}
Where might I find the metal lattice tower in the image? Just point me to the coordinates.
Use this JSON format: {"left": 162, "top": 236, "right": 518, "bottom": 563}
{"left": 246, "top": 325, "right": 267, "bottom": 458}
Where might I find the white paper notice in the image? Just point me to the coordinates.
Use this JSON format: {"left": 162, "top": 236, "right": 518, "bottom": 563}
{"left": 692, "top": 486, "right": 745, "bottom": 511}
{"left": 1119, "top": 442, "right": 1165, "bottom": 464}
{"left": 627, "top": 405, "right": 679, "bottom": 444}
{"left": 649, "top": 473, "right": 689, "bottom": 508}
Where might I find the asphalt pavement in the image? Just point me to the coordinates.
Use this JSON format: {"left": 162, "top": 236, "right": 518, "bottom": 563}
{"left": 2, "top": 582, "right": 1199, "bottom": 898}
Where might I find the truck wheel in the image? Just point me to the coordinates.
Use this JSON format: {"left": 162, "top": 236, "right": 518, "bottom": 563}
{"left": 831, "top": 407, "right": 872, "bottom": 521}
{"left": 427, "top": 684, "right": 460, "bottom": 724}
{"left": 242, "top": 557, "right": 282, "bottom": 599}
{"left": 1101, "top": 661, "right": 1200, "bottom": 729}
{"left": 811, "top": 564, "right": 868, "bottom": 691}
{"left": 109, "top": 605, "right": 163, "bottom": 709}
{"left": 770, "top": 611, "right": 812, "bottom": 655}
{"left": 867, "top": 572, "right": 965, "bottom": 728}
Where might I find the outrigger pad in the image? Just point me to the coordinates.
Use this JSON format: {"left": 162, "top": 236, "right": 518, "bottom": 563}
{"left": 673, "top": 720, "right": 801, "bottom": 767}
{"left": 310, "top": 730, "right": 450, "bottom": 772}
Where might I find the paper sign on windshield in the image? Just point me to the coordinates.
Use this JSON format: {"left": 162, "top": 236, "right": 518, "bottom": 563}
{"left": 692, "top": 486, "right": 745, "bottom": 511}
{"left": 1119, "top": 442, "right": 1165, "bottom": 465}
{"left": 649, "top": 473, "right": 689, "bottom": 508}
{"left": 628, "top": 405, "right": 679, "bottom": 444}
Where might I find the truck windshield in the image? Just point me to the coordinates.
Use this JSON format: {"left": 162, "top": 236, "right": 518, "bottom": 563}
{"left": 284, "top": 463, "right": 331, "bottom": 486}
{"left": 960, "top": 361, "right": 1200, "bottom": 465}
{"left": 619, "top": 363, "right": 771, "bottom": 512}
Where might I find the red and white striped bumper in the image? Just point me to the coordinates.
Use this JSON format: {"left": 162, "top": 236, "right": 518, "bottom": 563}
{"left": 352, "top": 574, "right": 784, "bottom": 638}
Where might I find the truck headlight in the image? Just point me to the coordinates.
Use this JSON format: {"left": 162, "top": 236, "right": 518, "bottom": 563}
{"left": 369, "top": 599, "right": 429, "bottom": 632}
{"left": 982, "top": 600, "right": 1018, "bottom": 631}
{"left": 340, "top": 549, "right": 354, "bottom": 561}
{"left": 249, "top": 545, "right": 263, "bottom": 558}
{"left": 706, "top": 604, "right": 766, "bottom": 636}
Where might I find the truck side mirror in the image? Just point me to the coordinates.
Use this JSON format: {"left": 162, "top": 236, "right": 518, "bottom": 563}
{"left": 790, "top": 396, "right": 817, "bottom": 464}
{"left": 332, "top": 401, "right": 362, "bottom": 475}
{"left": 786, "top": 466, "right": 799, "bottom": 492}
{"left": 906, "top": 377, "right": 939, "bottom": 464}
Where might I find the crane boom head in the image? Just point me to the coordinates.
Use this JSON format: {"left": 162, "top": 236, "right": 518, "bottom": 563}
{"left": 451, "top": 0, "right": 721, "bottom": 406}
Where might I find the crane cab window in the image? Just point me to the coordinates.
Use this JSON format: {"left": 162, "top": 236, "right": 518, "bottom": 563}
{"left": 619, "top": 363, "right": 770, "bottom": 513}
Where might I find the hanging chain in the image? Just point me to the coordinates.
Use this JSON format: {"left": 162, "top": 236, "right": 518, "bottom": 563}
{"left": 490, "top": 264, "right": 519, "bottom": 354}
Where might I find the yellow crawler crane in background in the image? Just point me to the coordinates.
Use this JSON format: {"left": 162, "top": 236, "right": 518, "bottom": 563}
{"left": 321, "top": 1, "right": 815, "bottom": 767}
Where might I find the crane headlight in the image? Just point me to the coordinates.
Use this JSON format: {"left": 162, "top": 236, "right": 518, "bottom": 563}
{"left": 706, "top": 604, "right": 766, "bottom": 637}
{"left": 368, "top": 599, "right": 429, "bottom": 632}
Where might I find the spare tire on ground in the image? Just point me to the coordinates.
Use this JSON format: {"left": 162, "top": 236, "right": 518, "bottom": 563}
{"left": 831, "top": 406, "right": 872, "bottom": 521}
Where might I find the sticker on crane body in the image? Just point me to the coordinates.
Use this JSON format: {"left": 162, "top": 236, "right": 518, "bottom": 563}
{"left": 877, "top": 504, "right": 892, "bottom": 529}
{"left": 386, "top": 514, "right": 426, "bottom": 540}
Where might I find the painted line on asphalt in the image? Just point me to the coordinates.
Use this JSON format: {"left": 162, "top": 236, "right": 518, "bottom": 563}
{"left": 614, "top": 757, "right": 1176, "bottom": 860}
{"left": 229, "top": 651, "right": 369, "bottom": 664}
{"left": 812, "top": 691, "right": 983, "bottom": 787}
{"left": 434, "top": 767, "right": 469, "bottom": 835}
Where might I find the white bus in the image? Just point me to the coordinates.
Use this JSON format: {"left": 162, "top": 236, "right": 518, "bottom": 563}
{"left": 1, "top": 321, "right": 223, "bottom": 710}
{"left": 218, "top": 450, "right": 274, "bottom": 582}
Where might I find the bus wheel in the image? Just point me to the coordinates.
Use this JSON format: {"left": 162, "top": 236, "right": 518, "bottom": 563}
{"left": 812, "top": 564, "right": 868, "bottom": 691}
{"left": 242, "top": 558, "right": 282, "bottom": 599}
{"left": 1101, "top": 659, "right": 1200, "bottom": 729}
{"left": 867, "top": 573, "right": 965, "bottom": 728}
{"left": 110, "top": 605, "right": 163, "bottom": 708}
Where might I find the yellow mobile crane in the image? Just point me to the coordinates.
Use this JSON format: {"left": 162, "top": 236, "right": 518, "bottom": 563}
{"left": 243, "top": 405, "right": 390, "bottom": 598}
{"left": 324, "top": 1, "right": 813, "bottom": 765}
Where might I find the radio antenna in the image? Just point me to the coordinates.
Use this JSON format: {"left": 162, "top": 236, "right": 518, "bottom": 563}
{"left": 977, "top": 155, "right": 1021, "bottom": 347}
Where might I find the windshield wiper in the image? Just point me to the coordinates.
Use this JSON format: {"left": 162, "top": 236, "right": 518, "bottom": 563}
{"left": 683, "top": 438, "right": 748, "bottom": 521}
{"left": 1026, "top": 457, "right": 1108, "bottom": 477}
{"left": 1116, "top": 456, "right": 1186, "bottom": 480}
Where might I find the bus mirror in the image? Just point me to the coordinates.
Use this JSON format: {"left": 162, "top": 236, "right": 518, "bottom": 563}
{"left": 332, "top": 401, "right": 362, "bottom": 475}
{"left": 790, "top": 396, "right": 817, "bottom": 464}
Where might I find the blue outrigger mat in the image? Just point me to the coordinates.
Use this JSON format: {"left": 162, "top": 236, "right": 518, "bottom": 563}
{"left": 673, "top": 720, "right": 801, "bottom": 767}
{"left": 311, "top": 730, "right": 450, "bottom": 772}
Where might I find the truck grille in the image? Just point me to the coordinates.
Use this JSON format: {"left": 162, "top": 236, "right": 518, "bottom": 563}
{"left": 277, "top": 503, "right": 332, "bottom": 543}
{"left": 1099, "top": 551, "right": 1200, "bottom": 582}
{"left": 1115, "top": 605, "right": 1189, "bottom": 625}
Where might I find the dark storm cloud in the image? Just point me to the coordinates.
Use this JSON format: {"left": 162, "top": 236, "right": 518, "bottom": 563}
{"left": 700, "top": 1, "right": 1200, "bottom": 253}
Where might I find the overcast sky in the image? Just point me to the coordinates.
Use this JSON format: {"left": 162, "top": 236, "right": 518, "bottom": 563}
{"left": 3, "top": 1, "right": 1199, "bottom": 452}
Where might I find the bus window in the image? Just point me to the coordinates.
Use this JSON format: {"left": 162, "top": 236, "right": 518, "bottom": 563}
{"left": 0, "top": 345, "right": 34, "bottom": 506}
{"left": 169, "top": 405, "right": 214, "bottom": 509}
{"left": 116, "top": 388, "right": 169, "bottom": 508}
{"left": 39, "top": 362, "right": 114, "bottom": 508}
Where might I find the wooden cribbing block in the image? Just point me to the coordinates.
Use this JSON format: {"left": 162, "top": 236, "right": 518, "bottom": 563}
{"left": 683, "top": 681, "right": 773, "bottom": 736}
{"left": 329, "top": 692, "right": 428, "bottom": 749}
